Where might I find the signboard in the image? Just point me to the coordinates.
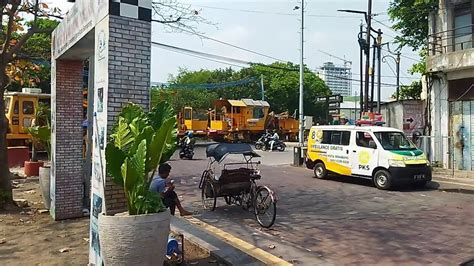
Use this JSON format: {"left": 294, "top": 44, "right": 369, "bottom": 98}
{"left": 89, "top": 15, "right": 109, "bottom": 266}
{"left": 328, "top": 95, "right": 343, "bottom": 103}
{"left": 52, "top": 0, "right": 108, "bottom": 59}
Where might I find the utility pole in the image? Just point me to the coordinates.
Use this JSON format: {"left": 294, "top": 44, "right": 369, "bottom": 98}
{"left": 298, "top": 0, "right": 304, "bottom": 146}
{"left": 396, "top": 52, "right": 401, "bottom": 101}
{"left": 359, "top": 22, "right": 364, "bottom": 118}
{"left": 370, "top": 44, "right": 376, "bottom": 112}
{"left": 377, "top": 29, "right": 382, "bottom": 113}
{"left": 260, "top": 74, "right": 265, "bottom": 101}
{"left": 364, "top": 0, "right": 373, "bottom": 112}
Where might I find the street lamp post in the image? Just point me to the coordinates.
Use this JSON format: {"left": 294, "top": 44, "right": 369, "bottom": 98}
{"left": 339, "top": 0, "right": 375, "bottom": 113}
{"left": 294, "top": 1, "right": 304, "bottom": 146}
{"left": 382, "top": 51, "right": 401, "bottom": 101}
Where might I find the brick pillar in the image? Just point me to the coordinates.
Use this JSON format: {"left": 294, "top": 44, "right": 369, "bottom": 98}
{"left": 103, "top": 16, "right": 151, "bottom": 214}
{"left": 51, "top": 60, "right": 84, "bottom": 220}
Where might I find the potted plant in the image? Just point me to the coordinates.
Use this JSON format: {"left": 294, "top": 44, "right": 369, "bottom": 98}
{"left": 99, "top": 101, "right": 177, "bottom": 265}
{"left": 25, "top": 103, "right": 51, "bottom": 209}
{"left": 24, "top": 103, "right": 50, "bottom": 177}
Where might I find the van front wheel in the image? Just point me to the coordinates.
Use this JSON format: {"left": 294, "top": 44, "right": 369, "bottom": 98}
{"left": 313, "top": 162, "right": 327, "bottom": 179}
{"left": 373, "top": 169, "right": 393, "bottom": 190}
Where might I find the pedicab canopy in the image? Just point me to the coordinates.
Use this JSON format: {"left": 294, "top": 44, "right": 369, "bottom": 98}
{"left": 206, "top": 143, "right": 260, "bottom": 163}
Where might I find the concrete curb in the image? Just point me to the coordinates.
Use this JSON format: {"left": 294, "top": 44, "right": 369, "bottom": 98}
{"left": 170, "top": 216, "right": 265, "bottom": 265}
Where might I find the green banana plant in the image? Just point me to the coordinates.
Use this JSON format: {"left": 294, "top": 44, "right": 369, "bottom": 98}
{"left": 105, "top": 101, "right": 178, "bottom": 215}
{"left": 27, "top": 103, "right": 52, "bottom": 161}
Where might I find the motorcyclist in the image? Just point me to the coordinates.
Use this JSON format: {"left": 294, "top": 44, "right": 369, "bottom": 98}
{"left": 183, "top": 131, "right": 195, "bottom": 146}
{"left": 269, "top": 130, "right": 280, "bottom": 151}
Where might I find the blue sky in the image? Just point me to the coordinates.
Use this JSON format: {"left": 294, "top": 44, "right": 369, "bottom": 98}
{"left": 54, "top": 0, "right": 421, "bottom": 100}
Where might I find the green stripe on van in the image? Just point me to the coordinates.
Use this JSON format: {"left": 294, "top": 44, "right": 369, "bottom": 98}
{"left": 390, "top": 149, "right": 423, "bottom": 156}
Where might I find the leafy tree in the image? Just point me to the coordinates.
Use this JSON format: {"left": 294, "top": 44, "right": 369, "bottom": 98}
{"left": 392, "top": 80, "right": 422, "bottom": 100}
{"left": 388, "top": 0, "right": 438, "bottom": 51}
{"left": 156, "top": 62, "right": 331, "bottom": 117}
{"left": 388, "top": 0, "right": 438, "bottom": 101}
{"left": 0, "top": 1, "right": 61, "bottom": 207}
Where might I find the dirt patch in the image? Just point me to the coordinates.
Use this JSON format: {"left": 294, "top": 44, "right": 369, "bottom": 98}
{"left": 0, "top": 178, "right": 89, "bottom": 265}
{"left": 1, "top": 175, "right": 222, "bottom": 265}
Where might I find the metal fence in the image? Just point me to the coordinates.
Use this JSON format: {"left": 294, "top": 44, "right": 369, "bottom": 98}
{"left": 416, "top": 136, "right": 455, "bottom": 174}
{"left": 428, "top": 24, "right": 474, "bottom": 56}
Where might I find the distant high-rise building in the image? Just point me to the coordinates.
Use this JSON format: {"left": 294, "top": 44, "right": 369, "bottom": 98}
{"left": 319, "top": 62, "right": 352, "bottom": 96}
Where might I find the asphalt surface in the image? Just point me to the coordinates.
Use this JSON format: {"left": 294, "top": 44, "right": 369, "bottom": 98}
{"left": 169, "top": 145, "right": 474, "bottom": 265}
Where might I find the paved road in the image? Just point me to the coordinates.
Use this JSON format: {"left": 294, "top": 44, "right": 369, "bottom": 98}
{"left": 169, "top": 146, "right": 474, "bottom": 265}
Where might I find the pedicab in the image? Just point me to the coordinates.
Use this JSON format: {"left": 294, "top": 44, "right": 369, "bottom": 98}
{"left": 199, "top": 143, "right": 277, "bottom": 228}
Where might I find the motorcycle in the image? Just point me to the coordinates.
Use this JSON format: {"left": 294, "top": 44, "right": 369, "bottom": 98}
{"left": 254, "top": 135, "right": 268, "bottom": 150}
{"left": 179, "top": 138, "right": 195, "bottom": 160}
{"left": 255, "top": 136, "right": 286, "bottom": 152}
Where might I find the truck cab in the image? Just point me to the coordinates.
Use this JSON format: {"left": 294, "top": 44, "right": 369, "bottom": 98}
{"left": 4, "top": 89, "right": 50, "bottom": 146}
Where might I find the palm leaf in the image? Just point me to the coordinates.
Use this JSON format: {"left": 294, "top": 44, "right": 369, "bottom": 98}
{"left": 146, "top": 117, "right": 175, "bottom": 173}
{"left": 148, "top": 100, "right": 175, "bottom": 131}
{"left": 105, "top": 143, "right": 126, "bottom": 186}
{"left": 112, "top": 117, "right": 134, "bottom": 153}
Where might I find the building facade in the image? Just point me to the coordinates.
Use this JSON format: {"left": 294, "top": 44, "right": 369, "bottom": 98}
{"left": 319, "top": 62, "right": 352, "bottom": 96}
{"left": 426, "top": 0, "right": 474, "bottom": 170}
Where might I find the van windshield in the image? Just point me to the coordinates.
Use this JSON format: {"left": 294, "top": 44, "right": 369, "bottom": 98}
{"left": 374, "top": 132, "right": 416, "bottom": 151}
{"left": 4, "top": 97, "right": 10, "bottom": 113}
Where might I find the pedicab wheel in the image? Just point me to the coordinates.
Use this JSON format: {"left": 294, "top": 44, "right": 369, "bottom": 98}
{"left": 224, "top": 196, "right": 232, "bottom": 205}
{"left": 201, "top": 179, "right": 217, "bottom": 211}
{"left": 254, "top": 186, "right": 276, "bottom": 228}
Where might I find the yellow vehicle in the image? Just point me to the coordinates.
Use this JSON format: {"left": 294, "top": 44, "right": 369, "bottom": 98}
{"left": 208, "top": 99, "right": 270, "bottom": 142}
{"left": 266, "top": 111, "right": 299, "bottom": 141}
{"left": 4, "top": 90, "right": 50, "bottom": 146}
{"left": 178, "top": 107, "right": 209, "bottom": 137}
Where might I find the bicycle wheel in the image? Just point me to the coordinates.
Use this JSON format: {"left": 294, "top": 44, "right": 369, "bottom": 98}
{"left": 201, "top": 180, "right": 217, "bottom": 211}
{"left": 254, "top": 186, "right": 276, "bottom": 228}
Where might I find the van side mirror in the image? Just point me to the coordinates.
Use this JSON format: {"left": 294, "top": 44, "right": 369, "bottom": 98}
{"left": 369, "top": 140, "right": 377, "bottom": 149}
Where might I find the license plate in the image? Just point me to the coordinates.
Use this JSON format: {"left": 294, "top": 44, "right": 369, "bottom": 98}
{"left": 414, "top": 174, "right": 425, "bottom": 181}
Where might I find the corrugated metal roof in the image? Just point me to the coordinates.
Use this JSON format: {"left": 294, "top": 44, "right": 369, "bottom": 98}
{"left": 241, "top": 99, "right": 270, "bottom": 107}
{"left": 228, "top": 100, "right": 247, "bottom": 107}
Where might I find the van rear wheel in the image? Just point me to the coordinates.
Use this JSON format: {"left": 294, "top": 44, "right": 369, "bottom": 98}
{"left": 373, "top": 169, "right": 393, "bottom": 190}
{"left": 313, "top": 162, "right": 327, "bottom": 179}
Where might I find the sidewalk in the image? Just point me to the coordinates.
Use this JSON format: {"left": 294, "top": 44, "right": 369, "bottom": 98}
{"left": 430, "top": 168, "right": 474, "bottom": 193}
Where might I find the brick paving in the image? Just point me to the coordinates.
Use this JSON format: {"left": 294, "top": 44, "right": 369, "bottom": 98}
{"left": 168, "top": 147, "right": 474, "bottom": 265}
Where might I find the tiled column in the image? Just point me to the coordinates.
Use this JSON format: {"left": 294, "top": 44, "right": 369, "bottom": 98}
{"left": 102, "top": 14, "right": 151, "bottom": 214}
{"left": 51, "top": 60, "right": 84, "bottom": 220}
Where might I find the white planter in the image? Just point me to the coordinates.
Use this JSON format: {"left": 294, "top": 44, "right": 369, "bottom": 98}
{"left": 98, "top": 210, "right": 171, "bottom": 265}
{"left": 39, "top": 166, "right": 51, "bottom": 210}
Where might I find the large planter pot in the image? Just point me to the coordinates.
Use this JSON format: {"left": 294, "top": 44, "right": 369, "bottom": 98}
{"left": 39, "top": 166, "right": 51, "bottom": 210}
{"left": 98, "top": 211, "right": 171, "bottom": 265}
{"left": 24, "top": 161, "right": 44, "bottom": 177}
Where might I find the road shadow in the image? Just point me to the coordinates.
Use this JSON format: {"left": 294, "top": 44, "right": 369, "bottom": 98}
{"left": 320, "top": 174, "right": 439, "bottom": 193}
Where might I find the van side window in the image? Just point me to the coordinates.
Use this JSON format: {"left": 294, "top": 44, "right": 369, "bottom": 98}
{"left": 341, "top": 131, "right": 351, "bottom": 145}
{"left": 322, "top": 130, "right": 350, "bottom": 146}
{"left": 331, "top": 131, "right": 341, "bottom": 144}
{"left": 356, "top": 131, "right": 375, "bottom": 148}
{"left": 321, "top": 130, "right": 332, "bottom": 144}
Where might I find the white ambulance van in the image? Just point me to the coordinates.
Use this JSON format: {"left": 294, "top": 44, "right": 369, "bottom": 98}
{"left": 305, "top": 125, "right": 432, "bottom": 190}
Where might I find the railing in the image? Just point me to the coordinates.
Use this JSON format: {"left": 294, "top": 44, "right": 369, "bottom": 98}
{"left": 428, "top": 24, "right": 474, "bottom": 56}
{"left": 415, "top": 135, "right": 455, "bottom": 175}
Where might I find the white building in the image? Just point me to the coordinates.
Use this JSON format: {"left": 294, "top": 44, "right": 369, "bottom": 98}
{"left": 319, "top": 62, "right": 352, "bottom": 96}
{"left": 426, "top": 0, "right": 474, "bottom": 170}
